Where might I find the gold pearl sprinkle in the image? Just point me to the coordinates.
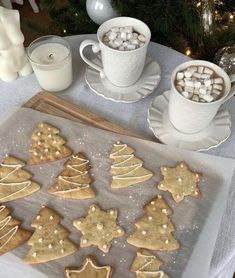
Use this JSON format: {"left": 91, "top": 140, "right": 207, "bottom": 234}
{"left": 159, "top": 184, "right": 164, "bottom": 187}
{"left": 148, "top": 216, "right": 153, "bottom": 220}
{"left": 48, "top": 134, "right": 52, "bottom": 138}
{"left": 178, "top": 177, "right": 182, "bottom": 182}
{"left": 151, "top": 201, "right": 155, "bottom": 205}
{"left": 40, "top": 156, "right": 43, "bottom": 160}
{"left": 194, "top": 191, "right": 199, "bottom": 195}
{"left": 59, "top": 240, "right": 63, "bottom": 244}
{"left": 53, "top": 140, "right": 56, "bottom": 144}
{"left": 33, "top": 252, "right": 37, "bottom": 257}
{"left": 163, "top": 167, "right": 167, "bottom": 171}
{"left": 49, "top": 216, "right": 53, "bottom": 220}
{"left": 38, "top": 225, "right": 43, "bottom": 230}
{"left": 37, "top": 132, "right": 41, "bottom": 136}
{"left": 91, "top": 206, "right": 96, "bottom": 211}
{"left": 177, "top": 195, "right": 181, "bottom": 198}
{"left": 162, "top": 209, "right": 167, "bottom": 214}
{"left": 158, "top": 195, "right": 162, "bottom": 199}
{"left": 97, "top": 223, "right": 103, "bottom": 230}
{"left": 40, "top": 124, "right": 44, "bottom": 127}
{"left": 117, "top": 229, "right": 122, "bottom": 234}
{"left": 54, "top": 230, "right": 58, "bottom": 234}
{"left": 38, "top": 238, "right": 43, "bottom": 243}
{"left": 38, "top": 141, "right": 41, "bottom": 145}
{"left": 142, "top": 230, "right": 147, "bottom": 235}
{"left": 163, "top": 224, "right": 167, "bottom": 228}
{"left": 109, "top": 210, "right": 114, "bottom": 215}
{"left": 48, "top": 244, "right": 52, "bottom": 249}
{"left": 44, "top": 148, "right": 49, "bottom": 152}
{"left": 165, "top": 240, "right": 169, "bottom": 244}
{"left": 180, "top": 163, "right": 184, "bottom": 168}
{"left": 36, "top": 215, "right": 40, "bottom": 220}
{"left": 56, "top": 151, "right": 60, "bottom": 155}
{"left": 103, "top": 244, "right": 107, "bottom": 249}
{"left": 82, "top": 239, "right": 87, "bottom": 244}
{"left": 61, "top": 249, "right": 64, "bottom": 254}
{"left": 34, "top": 152, "right": 38, "bottom": 156}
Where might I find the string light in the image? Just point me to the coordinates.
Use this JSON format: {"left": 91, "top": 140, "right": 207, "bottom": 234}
{"left": 185, "top": 48, "right": 192, "bottom": 56}
{"left": 75, "top": 13, "right": 78, "bottom": 17}
{"left": 63, "top": 29, "right": 67, "bottom": 34}
{"left": 196, "top": 1, "right": 201, "bottom": 7}
{"left": 229, "top": 14, "right": 234, "bottom": 20}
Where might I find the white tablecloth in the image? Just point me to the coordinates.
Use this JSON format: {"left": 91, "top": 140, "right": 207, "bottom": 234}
{"left": 0, "top": 34, "right": 234, "bottom": 278}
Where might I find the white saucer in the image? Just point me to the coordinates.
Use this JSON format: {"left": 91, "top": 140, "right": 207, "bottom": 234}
{"left": 148, "top": 91, "right": 231, "bottom": 151}
{"left": 85, "top": 56, "right": 161, "bottom": 103}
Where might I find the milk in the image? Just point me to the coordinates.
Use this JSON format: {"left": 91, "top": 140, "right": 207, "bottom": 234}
{"left": 30, "top": 42, "right": 72, "bottom": 92}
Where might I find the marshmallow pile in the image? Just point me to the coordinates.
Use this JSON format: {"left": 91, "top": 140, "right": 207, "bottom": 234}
{"left": 175, "top": 66, "right": 224, "bottom": 103}
{"left": 103, "top": 26, "right": 146, "bottom": 51}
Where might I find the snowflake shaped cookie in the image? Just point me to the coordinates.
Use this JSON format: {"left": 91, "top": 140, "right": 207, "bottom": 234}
{"left": 73, "top": 204, "right": 124, "bottom": 253}
{"left": 157, "top": 162, "right": 201, "bottom": 203}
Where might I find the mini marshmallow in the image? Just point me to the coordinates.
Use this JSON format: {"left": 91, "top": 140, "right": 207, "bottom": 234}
{"left": 109, "top": 41, "right": 118, "bottom": 48}
{"left": 138, "top": 34, "right": 146, "bottom": 42}
{"left": 213, "top": 84, "right": 223, "bottom": 90}
{"left": 211, "top": 93, "right": 219, "bottom": 100}
{"left": 213, "top": 89, "right": 221, "bottom": 95}
{"left": 193, "top": 72, "right": 201, "bottom": 79}
{"left": 213, "top": 77, "right": 223, "bottom": 84}
{"left": 140, "top": 42, "right": 145, "bottom": 47}
{"left": 201, "top": 73, "right": 210, "bottom": 79}
{"left": 133, "top": 33, "right": 138, "bottom": 38}
{"left": 177, "top": 80, "right": 185, "bottom": 86}
{"left": 192, "top": 95, "right": 199, "bottom": 102}
{"left": 187, "top": 66, "right": 197, "bottom": 73}
{"left": 108, "top": 32, "right": 117, "bottom": 40}
{"left": 185, "top": 80, "right": 194, "bottom": 87}
{"left": 118, "top": 45, "right": 124, "bottom": 51}
{"left": 125, "top": 26, "right": 133, "bottom": 33}
{"left": 203, "top": 94, "right": 214, "bottom": 102}
{"left": 182, "top": 91, "right": 190, "bottom": 98}
{"left": 199, "top": 87, "right": 207, "bottom": 95}
{"left": 200, "top": 98, "right": 206, "bottom": 103}
{"left": 204, "top": 67, "right": 214, "bottom": 75}
{"left": 198, "top": 66, "right": 204, "bottom": 73}
{"left": 194, "top": 81, "right": 201, "bottom": 88}
{"left": 113, "top": 38, "right": 122, "bottom": 47}
{"left": 103, "top": 36, "right": 109, "bottom": 42}
{"left": 127, "top": 33, "right": 133, "bottom": 40}
{"left": 185, "top": 86, "right": 194, "bottom": 93}
{"left": 131, "top": 39, "right": 139, "bottom": 45}
{"left": 176, "top": 72, "right": 184, "bottom": 80}
{"left": 204, "top": 79, "right": 212, "bottom": 87}
{"left": 120, "top": 32, "right": 127, "bottom": 41}
{"left": 111, "top": 27, "right": 120, "bottom": 33}
{"left": 127, "top": 44, "right": 136, "bottom": 50}
{"left": 123, "top": 42, "right": 128, "bottom": 47}
{"left": 184, "top": 71, "right": 192, "bottom": 78}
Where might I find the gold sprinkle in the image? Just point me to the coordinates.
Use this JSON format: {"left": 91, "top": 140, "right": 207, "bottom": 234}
{"left": 159, "top": 184, "right": 164, "bottom": 187}
{"left": 96, "top": 223, "right": 103, "bottom": 230}
{"left": 76, "top": 220, "right": 81, "bottom": 225}
{"left": 163, "top": 224, "right": 167, "bottom": 228}
{"left": 38, "top": 225, "right": 43, "bottom": 230}
{"left": 103, "top": 244, "right": 107, "bottom": 249}
{"left": 142, "top": 230, "right": 147, "bottom": 235}
{"left": 48, "top": 127, "right": 51, "bottom": 131}
{"left": 56, "top": 151, "right": 60, "bottom": 155}
{"left": 40, "top": 156, "right": 43, "bottom": 160}
{"left": 91, "top": 206, "right": 96, "bottom": 211}
{"left": 163, "top": 167, "right": 167, "bottom": 171}
{"left": 157, "top": 195, "right": 162, "bottom": 199}
{"left": 59, "top": 240, "right": 63, "bottom": 244}
{"left": 109, "top": 210, "right": 114, "bottom": 215}
{"left": 178, "top": 177, "right": 182, "bottom": 182}
{"left": 162, "top": 209, "right": 167, "bottom": 214}
{"left": 38, "top": 238, "right": 43, "bottom": 243}
{"left": 117, "top": 228, "right": 122, "bottom": 234}
{"left": 54, "top": 230, "right": 58, "bottom": 234}
{"left": 48, "top": 244, "right": 52, "bottom": 249}
{"left": 148, "top": 216, "right": 153, "bottom": 220}
{"left": 37, "top": 141, "right": 41, "bottom": 145}
{"left": 37, "top": 132, "right": 41, "bottom": 136}
{"left": 40, "top": 124, "right": 44, "bottom": 127}
{"left": 177, "top": 195, "right": 181, "bottom": 198}
{"left": 151, "top": 201, "right": 155, "bottom": 205}
{"left": 33, "top": 252, "right": 37, "bottom": 257}
{"left": 36, "top": 215, "right": 40, "bottom": 220}
{"left": 34, "top": 152, "right": 38, "bottom": 156}
{"left": 180, "top": 163, "right": 184, "bottom": 168}
{"left": 194, "top": 191, "right": 199, "bottom": 195}
{"left": 53, "top": 140, "right": 57, "bottom": 144}
{"left": 82, "top": 239, "right": 87, "bottom": 244}
{"left": 49, "top": 216, "right": 53, "bottom": 220}
{"left": 61, "top": 248, "right": 64, "bottom": 254}
{"left": 48, "top": 134, "right": 52, "bottom": 138}
{"left": 165, "top": 240, "right": 169, "bottom": 244}
{"left": 44, "top": 148, "right": 49, "bottom": 152}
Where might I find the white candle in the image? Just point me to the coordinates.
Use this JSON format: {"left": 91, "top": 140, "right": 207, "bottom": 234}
{"left": 28, "top": 38, "right": 72, "bottom": 92}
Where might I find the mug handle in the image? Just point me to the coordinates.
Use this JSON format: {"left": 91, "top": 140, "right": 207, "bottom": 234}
{"left": 79, "top": 39, "right": 105, "bottom": 79}
{"left": 224, "top": 74, "right": 235, "bottom": 101}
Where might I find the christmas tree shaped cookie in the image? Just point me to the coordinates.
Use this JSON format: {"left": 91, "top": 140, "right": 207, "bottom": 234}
{"left": 158, "top": 162, "right": 201, "bottom": 203}
{"left": 24, "top": 206, "right": 77, "bottom": 264}
{"left": 127, "top": 195, "right": 179, "bottom": 251}
{"left": 65, "top": 256, "right": 112, "bottom": 278}
{"left": 28, "top": 123, "right": 72, "bottom": 165}
{"left": 73, "top": 204, "right": 124, "bottom": 253}
{"left": 0, "top": 155, "right": 40, "bottom": 203}
{"left": 48, "top": 153, "right": 95, "bottom": 200}
{"left": 0, "top": 205, "right": 31, "bottom": 255}
{"left": 110, "top": 141, "right": 153, "bottom": 189}
{"left": 131, "top": 249, "right": 169, "bottom": 278}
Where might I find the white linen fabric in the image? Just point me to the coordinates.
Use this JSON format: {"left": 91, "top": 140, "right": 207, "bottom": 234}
{"left": 0, "top": 34, "right": 234, "bottom": 278}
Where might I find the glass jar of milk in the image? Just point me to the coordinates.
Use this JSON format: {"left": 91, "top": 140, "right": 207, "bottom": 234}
{"left": 27, "top": 36, "right": 72, "bottom": 92}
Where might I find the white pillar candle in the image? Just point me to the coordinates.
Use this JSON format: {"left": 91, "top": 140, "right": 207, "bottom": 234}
{"left": 28, "top": 36, "right": 72, "bottom": 92}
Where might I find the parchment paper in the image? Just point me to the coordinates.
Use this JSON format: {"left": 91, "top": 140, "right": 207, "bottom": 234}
{"left": 0, "top": 108, "right": 234, "bottom": 278}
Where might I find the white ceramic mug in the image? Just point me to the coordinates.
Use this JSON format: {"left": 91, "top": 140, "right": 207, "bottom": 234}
{"left": 79, "top": 17, "right": 151, "bottom": 87}
{"left": 169, "top": 60, "right": 235, "bottom": 134}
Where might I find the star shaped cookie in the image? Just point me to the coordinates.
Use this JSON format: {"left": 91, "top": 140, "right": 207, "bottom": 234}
{"left": 65, "top": 256, "right": 112, "bottom": 278}
{"left": 157, "top": 161, "right": 201, "bottom": 203}
{"left": 73, "top": 204, "right": 124, "bottom": 253}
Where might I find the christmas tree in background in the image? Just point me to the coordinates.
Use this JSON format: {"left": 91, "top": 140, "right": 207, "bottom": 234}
{"left": 26, "top": 0, "right": 234, "bottom": 61}
{"left": 25, "top": 206, "right": 77, "bottom": 264}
